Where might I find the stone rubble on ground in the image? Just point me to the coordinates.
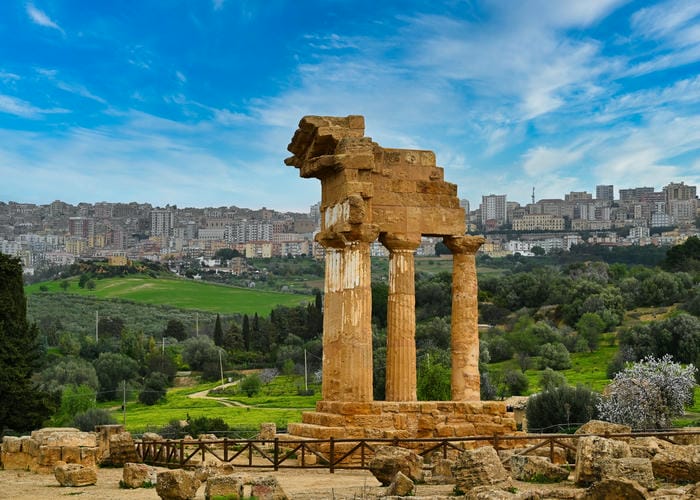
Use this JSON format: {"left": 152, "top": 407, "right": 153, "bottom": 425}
{"left": 121, "top": 461, "right": 157, "bottom": 488}
{"left": 53, "top": 460, "right": 97, "bottom": 487}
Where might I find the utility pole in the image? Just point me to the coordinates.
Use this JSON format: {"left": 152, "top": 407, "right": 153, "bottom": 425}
{"left": 304, "top": 349, "right": 308, "bottom": 392}
{"left": 122, "top": 380, "right": 126, "bottom": 425}
{"left": 219, "top": 349, "right": 224, "bottom": 387}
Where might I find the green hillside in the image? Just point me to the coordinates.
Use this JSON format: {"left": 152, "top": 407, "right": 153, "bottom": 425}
{"left": 26, "top": 275, "right": 311, "bottom": 315}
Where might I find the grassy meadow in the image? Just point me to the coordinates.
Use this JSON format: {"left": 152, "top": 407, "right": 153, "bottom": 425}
{"left": 26, "top": 275, "right": 312, "bottom": 316}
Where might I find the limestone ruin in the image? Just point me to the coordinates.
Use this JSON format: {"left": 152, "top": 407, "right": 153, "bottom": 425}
{"left": 284, "top": 115, "right": 515, "bottom": 441}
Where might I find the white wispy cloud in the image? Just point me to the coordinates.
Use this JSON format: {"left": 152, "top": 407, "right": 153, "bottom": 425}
{"left": 0, "top": 94, "right": 69, "bottom": 119}
{"left": 212, "top": 0, "right": 225, "bottom": 11}
{"left": 26, "top": 3, "right": 65, "bottom": 34}
{"left": 522, "top": 146, "right": 584, "bottom": 177}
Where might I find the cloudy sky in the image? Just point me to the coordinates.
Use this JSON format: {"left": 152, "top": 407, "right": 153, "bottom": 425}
{"left": 1, "top": 0, "right": 699, "bottom": 212}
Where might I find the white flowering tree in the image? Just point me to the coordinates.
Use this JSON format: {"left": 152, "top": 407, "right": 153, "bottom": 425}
{"left": 597, "top": 354, "right": 697, "bottom": 430}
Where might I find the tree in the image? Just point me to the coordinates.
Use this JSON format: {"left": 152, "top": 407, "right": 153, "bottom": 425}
{"left": 597, "top": 354, "right": 696, "bottom": 430}
{"left": 71, "top": 408, "right": 116, "bottom": 432}
{"left": 503, "top": 369, "right": 529, "bottom": 396}
{"left": 0, "top": 254, "right": 54, "bottom": 434}
{"left": 240, "top": 373, "right": 262, "bottom": 397}
{"left": 213, "top": 314, "right": 224, "bottom": 347}
{"left": 531, "top": 246, "right": 545, "bottom": 256}
{"left": 223, "top": 321, "right": 244, "bottom": 351}
{"left": 181, "top": 336, "right": 219, "bottom": 371}
{"left": 242, "top": 314, "right": 251, "bottom": 351}
{"left": 93, "top": 352, "right": 140, "bottom": 401}
{"left": 163, "top": 319, "right": 187, "bottom": 341}
{"left": 139, "top": 372, "right": 168, "bottom": 405}
{"left": 417, "top": 352, "right": 451, "bottom": 400}
{"left": 53, "top": 384, "right": 96, "bottom": 425}
{"left": 37, "top": 356, "right": 99, "bottom": 394}
{"left": 538, "top": 342, "right": 571, "bottom": 370}
{"left": 576, "top": 312, "right": 605, "bottom": 352}
{"left": 662, "top": 236, "right": 700, "bottom": 273}
{"left": 526, "top": 384, "right": 600, "bottom": 433}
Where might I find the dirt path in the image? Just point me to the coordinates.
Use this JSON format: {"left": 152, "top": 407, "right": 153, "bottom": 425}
{"left": 186, "top": 381, "right": 314, "bottom": 411}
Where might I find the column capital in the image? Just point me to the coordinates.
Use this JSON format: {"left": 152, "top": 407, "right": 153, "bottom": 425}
{"left": 443, "top": 234, "right": 485, "bottom": 255}
{"left": 379, "top": 232, "right": 421, "bottom": 252}
{"left": 316, "top": 225, "right": 380, "bottom": 249}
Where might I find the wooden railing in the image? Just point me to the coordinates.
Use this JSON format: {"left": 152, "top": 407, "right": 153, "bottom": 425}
{"left": 134, "top": 429, "right": 700, "bottom": 472}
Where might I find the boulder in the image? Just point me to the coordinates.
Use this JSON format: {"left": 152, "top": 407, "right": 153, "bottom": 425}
{"left": 53, "top": 461, "right": 97, "bottom": 487}
{"left": 386, "top": 471, "right": 415, "bottom": 497}
{"left": 368, "top": 446, "right": 424, "bottom": 486}
{"left": 583, "top": 478, "right": 647, "bottom": 500}
{"left": 260, "top": 422, "right": 277, "bottom": 441}
{"left": 574, "top": 435, "right": 631, "bottom": 486}
{"left": 575, "top": 420, "right": 632, "bottom": 440}
{"left": 205, "top": 474, "right": 245, "bottom": 500}
{"left": 629, "top": 436, "right": 669, "bottom": 459}
{"left": 601, "top": 457, "right": 655, "bottom": 490}
{"left": 462, "top": 485, "right": 517, "bottom": 499}
{"left": 122, "top": 462, "right": 157, "bottom": 488}
{"left": 453, "top": 446, "right": 511, "bottom": 492}
{"left": 430, "top": 457, "right": 456, "bottom": 484}
{"left": 250, "top": 475, "right": 288, "bottom": 500}
{"left": 509, "top": 455, "right": 569, "bottom": 483}
{"left": 156, "top": 469, "right": 201, "bottom": 500}
{"left": 142, "top": 432, "right": 163, "bottom": 441}
{"left": 652, "top": 443, "right": 700, "bottom": 483}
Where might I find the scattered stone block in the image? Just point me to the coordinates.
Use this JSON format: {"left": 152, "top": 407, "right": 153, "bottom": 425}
{"left": 575, "top": 420, "right": 632, "bottom": 440}
{"left": 250, "top": 475, "right": 288, "bottom": 500}
{"left": 601, "top": 457, "right": 655, "bottom": 490}
{"left": 509, "top": 455, "right": 569, "bottom": 483}
{"left": 106, "top": 431, "right": 138, "bottom": 466}
{"left": 583, "top": 478, "right": 647, "bottom": 500}
{"left": 53, "top": 461, "right": 97, "bottom": 487}
{"left": 430, "top": 457, "right": 456, "bottom": 484}
{"left": 652, "top": 443, "right": 700, "bottom": 483}
{"left": 368, "top": 445, "right": 424, "bottom": 485}
{"left": 574, "top": 435, "right": 631, "bottom": 486}
{"left": 386, "top": 471, "right": 415, "bottom": 497}
{"left": 453, "top": 446, "right": 511, "bottom": 492}
{"left": 205, "top": 474, "right": 245, "bottom": 500}
{"left": 260, "top": 422, "right": 277, "bottom": 440}
{"left": 122, "top": 462, "right": 157, "bottom": 488}
{"left": 156, "top": 469, "right": 201, "bottom": 500}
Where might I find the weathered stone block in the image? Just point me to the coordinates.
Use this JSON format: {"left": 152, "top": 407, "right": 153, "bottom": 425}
{"left": 368, "top": 446, "right": 424, "bottom": 486}
{"left": 453, "top": 446, "right": 510, "bottom": 492}
{"left": 583, "top": 478, "right": 647, "bottom": 500}
{"left": 250, "top": 475, "right": 288, "bottom": 500}
{"left": 601, "top": 457, "right": 655, "bottom": 490}
{"left": 205, "top": 474, "right": 245, "bottom": 499}
{"left": 54, "top": 462, "right": 97, "bottom": 487}
{"left": 156, "top": 469, "right": 201, "bottom": 500}
{"left": 652, "top": 444, "right": 700, "bottom": 483}
{"left": 259, "top": 422, "right": 276, "bottom": 441}
{"left": 2, "top": 436, "right": 22, "bottom": 453}
{"left": 510, "top": 455, "right": 569, "bottom": 483}
{"left": 122, "top": 462, "right": 158, "bottom": 488}
{"left": 387, "top": 471, "right": 415, "bottom": 497}
{"left": 38, "top": 445, "right": 63, "bottom": 466}
{"left": 574, "top": 435, "right": 631, "bottom": 486}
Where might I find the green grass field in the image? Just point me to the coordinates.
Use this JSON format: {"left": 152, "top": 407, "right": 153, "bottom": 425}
{"left": 26, "top": 275, "right": 311, "bottom": 315}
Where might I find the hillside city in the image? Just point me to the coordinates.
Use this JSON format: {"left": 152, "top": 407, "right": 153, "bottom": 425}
{"left": 1, "top": 180, "right": 697, "bottom": 275}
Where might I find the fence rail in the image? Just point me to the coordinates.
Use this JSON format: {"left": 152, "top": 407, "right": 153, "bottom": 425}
{"left": 134, "top": 429, "right": 700, "bottom": 472}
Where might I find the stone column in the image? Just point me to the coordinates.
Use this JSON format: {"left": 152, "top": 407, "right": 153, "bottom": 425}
{"left": 318, "top": 228, "right": 377, "bottom": 402}
{"left": 444, "top": 235, "right": 485, "bottom": 401}
{"left": 380, "top": 233, "right": 421, "bottom": 401}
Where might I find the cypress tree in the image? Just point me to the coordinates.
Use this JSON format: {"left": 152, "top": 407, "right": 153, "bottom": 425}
{"left": 0, "top": 254, "right": 54, "bottom": 434}
{"left": 213, "top": 314, "right": 224, "bottom": 347}
{"left": 242, "top": 314, "right": 250, "bottom": 351}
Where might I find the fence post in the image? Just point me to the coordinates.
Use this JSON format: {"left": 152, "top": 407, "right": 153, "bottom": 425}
{"left": 329, "top": 437, "right": 335, "bottom": 474}
{"left": 549, "top": 437, "right": 554, "bottom": 463}
{"left": 179, "top": 440, "right": 185, "bottom": 466}
{"left": 493, "top": 434, "right": 499, "bottom": 450}
{"left": 223, "top": 438, "right": 228, "bottom": 462}
{"left": 200, "top": 438, "right": 205, "bottom": 462}
{"left": 274, "top": 438, "right": 279, "bottom": 471}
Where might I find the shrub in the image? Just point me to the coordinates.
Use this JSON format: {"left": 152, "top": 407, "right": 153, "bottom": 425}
{"left": 71, "top": 408, "right": 116, "bottom": 432}
{"left": 504, "top": 369, "right": 529, "bottom": 396}
{"left": 538, "top": 342, "right": 571, "bottom": 370}
{"left": 526, "top": 385, "right": 600, "bottom": 433}
{"left": 240, "top": 374, "right": 262, "bottom": 397}
{"left": 138, "top": 372, "right": 168, "bottom": 405}
{"left": 597, "top": 354, "right": 696, "bottom": 430}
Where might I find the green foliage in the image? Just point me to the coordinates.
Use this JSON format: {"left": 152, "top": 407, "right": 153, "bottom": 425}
{"left": 72, "top": 408, "right": 116, "bottom": 431}
{"left": 576, "top": 312, "right": 605, "bottom": 351}
{"left": 662, "top": 236, "right": 700, "bottom": 273}
{"left": 213, "top": 314, "right": 224, "bottom": 347}
{"left": 52, "top": 384, "right": 97, "bottom": 426}
{"left": 540, "top": 368, "right": 567, "bottom": 392}
{"left": 538, "top": 343, "right": 571, "bottom": 370}
{"left": 37, "top": 356, "right": 99, "bottom": 393}
{"left": 0, "top": 254, "right": 55, "bottom": 434}
{"left": 526, "top": 384, "right": 600, "bottom": 433}
{"left": 504, "top": 369, "right": 529, "bottom": 396}
{"left": 417, "top": 352, "right": 451, "bottom": 400}
{"left": 93, "top": 352, "right": 140, "bottom": 401}
{"left": 240, "top": 374, "right": 262, "bottom": 397}
{"left": 618, "top": 314, "right": 700, "bottom": 365}
{"left": 139, "top": 372, "right": 169, "bottom": 405}
{"left": 163, "top": 319, "right": 187, "bottom": 341}
{"left": 182, "top": 336, "right": 220, "bottom": 371}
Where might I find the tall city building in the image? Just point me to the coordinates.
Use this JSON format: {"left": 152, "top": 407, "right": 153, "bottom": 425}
{"left": 68, "top": 217, "right": 94, "bottom": 240}
{"left": 596, "top": 185, "right": 614, "bottom": 202}
{"left": 481, "top": 194, "right": 507, "bottom": 226}
{"left": 150, "top": 209, "right": 174, "bottom": 237}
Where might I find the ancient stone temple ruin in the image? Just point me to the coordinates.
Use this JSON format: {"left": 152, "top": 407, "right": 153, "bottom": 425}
{"left": 284, "top": 116, "right": 515, "bottom": 441}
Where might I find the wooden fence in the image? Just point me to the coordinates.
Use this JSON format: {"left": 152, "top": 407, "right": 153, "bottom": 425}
{"left": 135, "top": 429, "right": 700, "bottom": 472}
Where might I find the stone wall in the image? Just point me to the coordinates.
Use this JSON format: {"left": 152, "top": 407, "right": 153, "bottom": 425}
{"left": 1, "top": 425, "right": 126, "bottom": 473}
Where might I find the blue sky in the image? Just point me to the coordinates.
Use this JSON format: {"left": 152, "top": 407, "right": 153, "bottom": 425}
{"left": 1, "top": 0, "right": 699, "bottom": 212}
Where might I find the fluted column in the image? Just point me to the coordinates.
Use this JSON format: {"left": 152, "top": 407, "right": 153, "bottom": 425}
{"left": 318, "top": 228, "right": 377, "bottom": 401}
{"left": 380, "top": 233, "right": 421, "bottom": 401}
{"left": 444, "top": 235, "right": 485, "bottom": 401}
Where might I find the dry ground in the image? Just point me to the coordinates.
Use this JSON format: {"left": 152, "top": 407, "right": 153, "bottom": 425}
{"left": 0, "top": 466, "right": 460, "bottom": 499}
